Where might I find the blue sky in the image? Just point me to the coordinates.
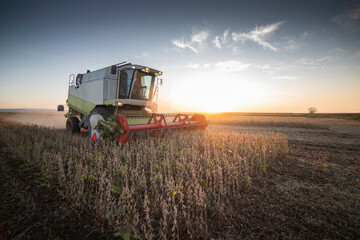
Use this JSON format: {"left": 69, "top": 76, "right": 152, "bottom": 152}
{"left": 0, "top": 0, "right": 359, "bottom": 112}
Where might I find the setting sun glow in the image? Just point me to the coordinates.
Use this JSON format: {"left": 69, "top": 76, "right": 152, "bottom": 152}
{"left": 163, "top": 70, "right": 271, "bottom": 113}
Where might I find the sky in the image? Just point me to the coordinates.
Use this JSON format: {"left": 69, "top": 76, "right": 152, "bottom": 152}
{"left": 0, "top": 0, "right": 359, "bottom": 113}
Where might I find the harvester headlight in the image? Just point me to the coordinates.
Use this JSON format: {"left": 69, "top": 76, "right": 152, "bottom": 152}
{"left": 115, "top": 101, "right": 123, "bottom": 106}
{"left": 142, "top": 67, "right": 150, "bottom": 73}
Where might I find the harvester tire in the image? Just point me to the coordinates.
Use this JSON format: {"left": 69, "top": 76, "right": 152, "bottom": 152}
{"left": 66, "top": 117, "right": 80, "bottom": 134}
{"left": 83, "top": 107, "right": 113, "bottom": 129}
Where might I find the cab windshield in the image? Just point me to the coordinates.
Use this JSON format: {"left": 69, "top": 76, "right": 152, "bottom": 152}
{"left": 118, "top": 69, "right": 155, "bottom": 100}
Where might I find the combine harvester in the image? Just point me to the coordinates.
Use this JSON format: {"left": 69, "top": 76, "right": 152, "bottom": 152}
{"left": 64, "top": 62, "right": 207, "bottom": 144}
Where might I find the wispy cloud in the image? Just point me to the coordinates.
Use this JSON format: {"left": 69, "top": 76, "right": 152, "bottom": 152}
{"left": 270, "top": 75, "right": 297, "bottom": 80}
{"left": 172, "top": 22, "right": 286, "bottom": 54}
{"left": 213, "top": 29, "right": 230, "bottom": 49}
{"left": 186, "top": 63, "right": 212, "bottom": 69}
{"left": 186, "top": 60, "right": 252, "bottom": 72}
{"left": 172, "top": 30, "right": 209, "bottom": 54}
{"left": 192, "top": 31, "right": 209, "bottom": 44}
{"left": 186, "top": 63, "right": 200, "bottom": 69}
{"left": 135, "top": 51, "right": 149, "bottom": 59}
{"left": 214, "top": 60, "right": 251, "bottom": 72}
{"left": 284, "top": 39, "right": 298, "bottom": 50}
{"left": 332, "top": 4, "right": 360, "bottom": 32}
{"left": 261, "top": 64, "right": 283, "bottom": 74}
{"left": 186, "top": 61, "right": 288, "bottom": 76}
{"left": 141, "top": 52, "right": 149, "bottom": 57}
{"left": 330, "top": 48, "right": 346, "bottom": 54}
{"left": 297, "top": 56, "right": 332, "bottom": 65}
{"left": 172, "top": 39, "right": 199, "bottom": 54}
{"left": 232, "top": 21, "right": 284, "bottom": 51}
{"left": 284, "top": 31, "right": 310, "bottom": 50}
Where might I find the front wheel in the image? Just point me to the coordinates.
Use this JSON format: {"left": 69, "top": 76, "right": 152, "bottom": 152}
{"left": 66, "top": 117, "right": 80, "bottom": 134}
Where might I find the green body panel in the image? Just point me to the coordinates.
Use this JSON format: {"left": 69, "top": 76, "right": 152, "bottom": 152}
{"left": 104, "top": 99, "right": 113, "bottom": 105}
{"left": 68, "top": 94, "right": 96, "bottom": 116}
{"left": 68, "top": 94, "right": 170, "bottom": 125}
{"left": 124, "top": 117, "right": 150, "bottom": 125}
{"left": 122, "top": 115, "right": 177, "bottom": 125}
{"left": 118, "top": 109, "right": 153, "bottom": 125}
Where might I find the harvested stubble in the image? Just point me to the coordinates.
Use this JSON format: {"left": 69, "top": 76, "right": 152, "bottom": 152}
{"left": 0, "top": 121, "right": 288, "bottom": 239}
{"left": 208, "top": 116, "right": 329, "bottom": 129}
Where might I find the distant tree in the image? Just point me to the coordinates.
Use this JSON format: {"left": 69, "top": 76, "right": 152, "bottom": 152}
{"left": 308, "top": 107, "right": 318, "bottom": 114}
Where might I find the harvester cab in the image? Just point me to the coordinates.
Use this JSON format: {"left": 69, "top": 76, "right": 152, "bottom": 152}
{"left": 65, "top": 62, "right": 207, "bottom": 144}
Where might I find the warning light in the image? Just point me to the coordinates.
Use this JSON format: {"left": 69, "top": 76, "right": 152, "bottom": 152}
{"left": 91, "top": 133, "right": 97, "bottom": 143}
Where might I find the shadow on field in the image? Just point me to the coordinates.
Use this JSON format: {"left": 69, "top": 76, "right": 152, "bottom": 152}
{"left": 215, "top": 143, "right": 360, "bottom": 239}
{"left": 0, "top": 140, "right": 117, "bottom": 240}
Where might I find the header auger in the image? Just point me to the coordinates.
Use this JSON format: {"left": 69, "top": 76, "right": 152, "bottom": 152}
{"left": 114, "top": 113, "right": 207, "bottom": 144}
{"left": 63, "top": 62, "right": 207, "bottom": 144}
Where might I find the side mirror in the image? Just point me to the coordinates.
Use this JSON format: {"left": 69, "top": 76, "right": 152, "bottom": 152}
{"left": 75, "top": 74, "right": 83, "bottom": 87}
{"left": 57, "top": 105, "right": 64, "bottom": 111}
{"left": 111, "top": 65, "right": 117, "bottom": 74}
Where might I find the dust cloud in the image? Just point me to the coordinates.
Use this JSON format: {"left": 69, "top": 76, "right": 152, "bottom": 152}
{"left": 0, "top": 112, "right": 66, "bottom": 129}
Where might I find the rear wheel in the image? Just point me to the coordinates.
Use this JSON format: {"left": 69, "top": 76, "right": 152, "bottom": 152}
{"left": 66, "top": 117, "right": 80, "bottom": 134}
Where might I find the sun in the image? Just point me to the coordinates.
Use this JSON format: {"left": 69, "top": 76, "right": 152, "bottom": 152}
{"left": 168, "top": 86, "right": 239, "bottom": 113}
{"left": 165, "top": 71, "right": 270, "bottom": 113}
{"left": 195, "top": 99, "right": 236, "bottom": 113}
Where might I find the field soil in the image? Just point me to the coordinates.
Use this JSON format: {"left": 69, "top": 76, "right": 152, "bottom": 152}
{"left": 0, "top": 112, "right": 359, "bottom": 239}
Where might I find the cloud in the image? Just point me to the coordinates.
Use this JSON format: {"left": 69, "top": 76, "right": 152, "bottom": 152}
{"left": 284, "top": 39, "right": 298, "bottom": 50}
{"left": 185, "top": 60, "right": 252, "bottom": 72}
{"left": 270, "top": 75, "right": 297, "bottom": 80}
{"left": 172, "top": 39, "right": 199, "bottom": 54}
{"left": 172, "top": 22, "right": 285, "bottom": 54}
{"left": 186, "top": 63, "right": 200, "bottom": 69}
{"left": 213, "top": 29, "right": 230, "bottom": 49}
{"left": 214, "top": 60, "right": 251, "bottom": 72}
{"left": 229, "top": 45, "right": 241, "bottom": 55}
{"left": 261, "top": 64, "right": 282, "bottom": 74}
{"left": 186, "top": 61, "right": 288, "bottom": 76}
{"left": 171, "top": 30, "right": 209, "bottom": 54}
{"left": 232, "top": 21, "right": 284, "bottom": 51}
{"left": 330, "top": 48, "right": 346, "bottom": 54}
{"left": 284, "top": 31, "right": 310, "bottom": 50}
{"left": 141, "top": 52, "right": 149, "bottom": 57}
{"left": 297, "top": 56, "right": 332, "bottom": 65}
{"left": 186, "top": 63, "right": 212, "bottom": 69}
{"left": 135, "top": 52, "right": 149, "bottom": 59}
{"left": 213, "top": 37, "right": 221, "bottom": 48}
{"left": 192, "top": 31, "right": 208, "bottom": 44}
{"left": 332, "top": 5, "right": 360, "bottom": 32}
